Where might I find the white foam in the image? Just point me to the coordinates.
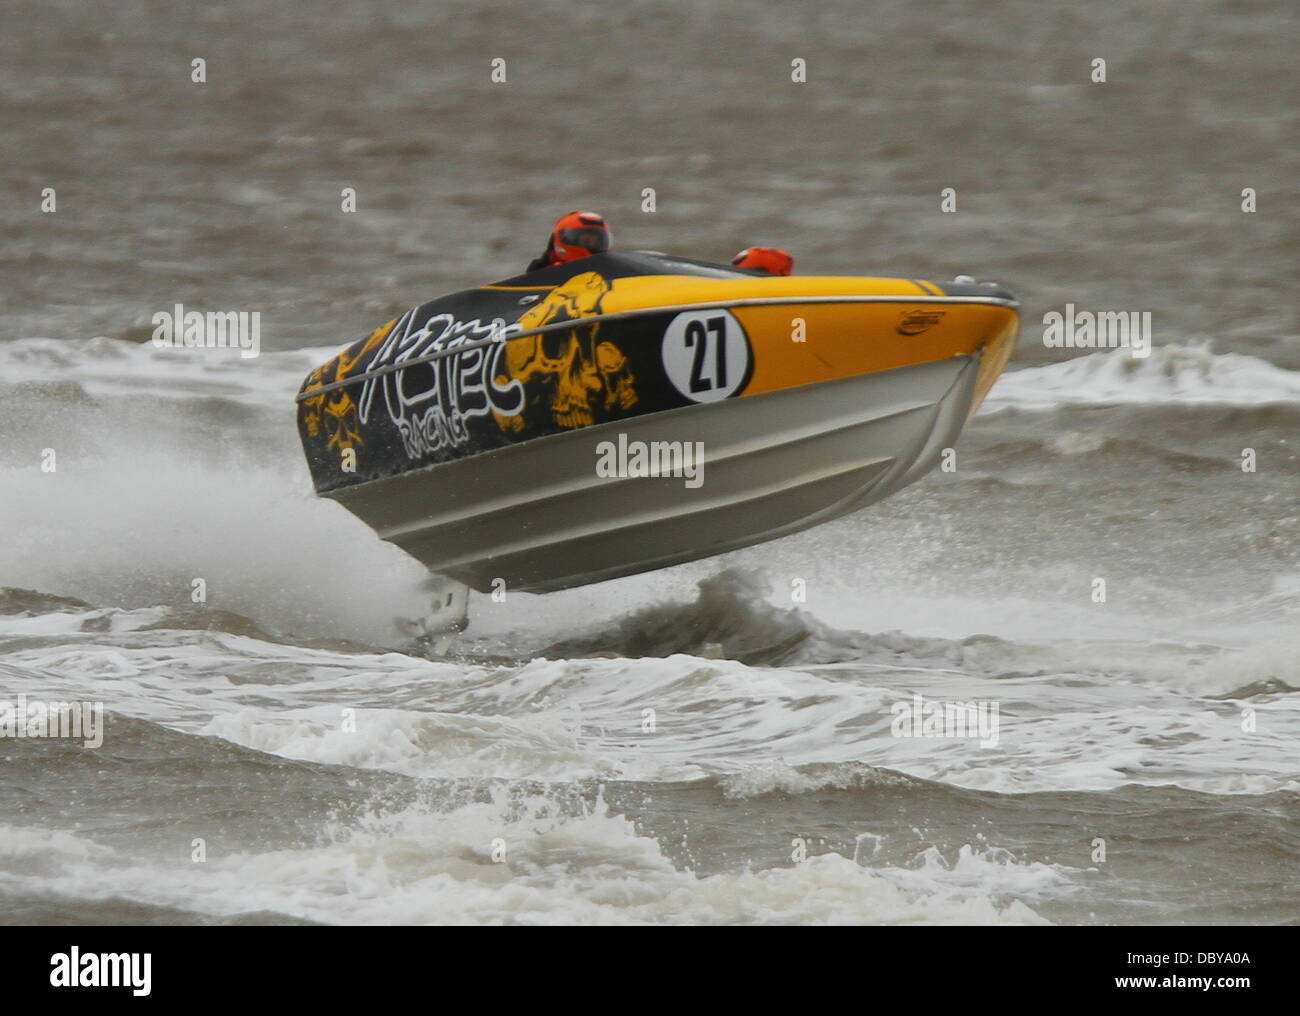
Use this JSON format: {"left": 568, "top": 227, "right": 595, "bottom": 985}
{"left": 0, "top": 336, "right": 343, "bottom": 406}
{"left": 198, "top": 706, "right": 610, "bottom": 781}
{"left": 983, "top": 343, "right": 1300, "bottom": 412}
{"left": 0, "top": 452, "right": 428, "bottom": 645}
{"left": 3, "top": 628, "right": 1296, "bottom": 796}
{"left": 0, "top": 803, "right": 1056, "bottom": 925}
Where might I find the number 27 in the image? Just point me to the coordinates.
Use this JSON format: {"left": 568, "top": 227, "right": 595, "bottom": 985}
{"left": 685, "top": 316, "right": 727, "bottom": 393}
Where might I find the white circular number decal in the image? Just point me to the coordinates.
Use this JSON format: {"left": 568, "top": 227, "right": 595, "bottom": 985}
{"left": 661, "top": 309, "right": 749, "bottom": 403}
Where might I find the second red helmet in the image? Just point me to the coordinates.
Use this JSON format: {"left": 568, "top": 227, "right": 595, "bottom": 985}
{"left": 731, "top": 246, "right": 794, "bottom": 276}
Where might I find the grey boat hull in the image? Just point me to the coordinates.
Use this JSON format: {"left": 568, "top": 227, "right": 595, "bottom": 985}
{"left": 326, "top": 353, "right": 980, "bottom": 593}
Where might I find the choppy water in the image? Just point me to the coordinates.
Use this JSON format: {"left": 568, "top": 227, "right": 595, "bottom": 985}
{"left": 1, "top": 0, "right": 1297, "bottom": 925}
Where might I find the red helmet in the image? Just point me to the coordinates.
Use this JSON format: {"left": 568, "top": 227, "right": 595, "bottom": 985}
{"left": 548, "top": 210, "right": 611, "bottom": 265}
{"left": 731, "top": 246, "right": 793, "bottom": 276}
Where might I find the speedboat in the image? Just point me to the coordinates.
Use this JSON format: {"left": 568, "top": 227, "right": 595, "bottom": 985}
{"left": 296, "top": 252, "right": 1018, "bottom": 594}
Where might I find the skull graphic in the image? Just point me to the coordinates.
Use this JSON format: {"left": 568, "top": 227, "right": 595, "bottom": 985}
{"left": 497, "top": 272, "right": 638, "bottom": 430}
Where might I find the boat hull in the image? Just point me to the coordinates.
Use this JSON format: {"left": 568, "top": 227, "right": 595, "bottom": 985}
{"left": 296, "top": 254, "right": 1018, "bottom": 593}
{"left": 327, "top": 352, "right": 981, "bottom": 592}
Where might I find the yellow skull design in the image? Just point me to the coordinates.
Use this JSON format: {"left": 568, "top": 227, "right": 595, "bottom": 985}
{"left": 495, "top": 272, "right": 637, "bottom": 430}
{"left": 300, "top": 318, "right": 397, "bottom": 458}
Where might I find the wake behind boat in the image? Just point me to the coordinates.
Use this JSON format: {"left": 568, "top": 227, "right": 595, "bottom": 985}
{"left": 295, "top": 252, "right": 1018, "bottom": 595}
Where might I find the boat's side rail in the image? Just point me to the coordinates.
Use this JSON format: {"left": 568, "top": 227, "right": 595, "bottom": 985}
{"left": 295, "top": 293, "right": 1017, "bottom": 402}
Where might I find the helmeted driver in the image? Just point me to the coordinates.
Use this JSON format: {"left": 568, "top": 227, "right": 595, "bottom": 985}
{"left": 528, "top": 211, "right": 611, "bottom": 271}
